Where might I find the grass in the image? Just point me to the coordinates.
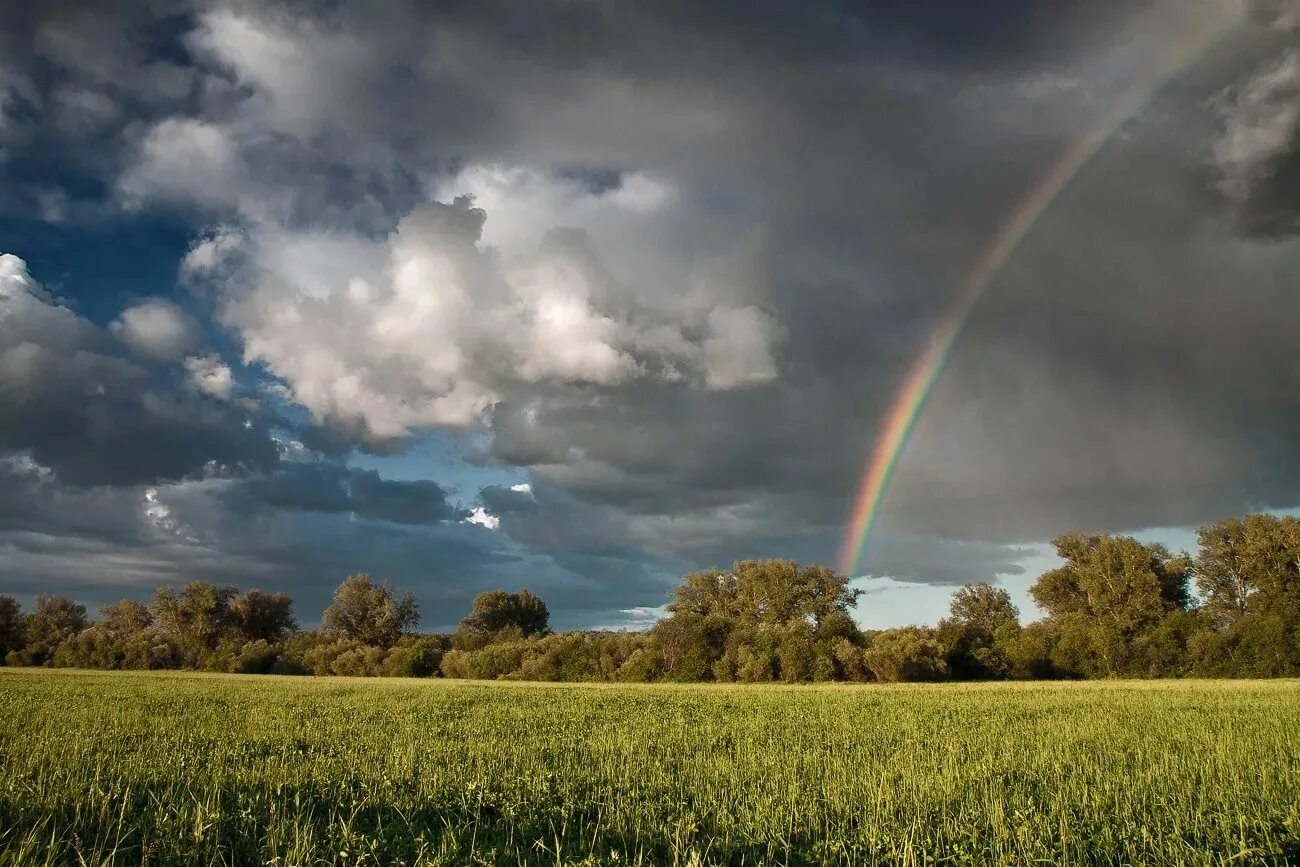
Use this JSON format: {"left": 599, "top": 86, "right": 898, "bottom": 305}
{"left": 0, "top": 670, "right": 1297, "bottom": 865}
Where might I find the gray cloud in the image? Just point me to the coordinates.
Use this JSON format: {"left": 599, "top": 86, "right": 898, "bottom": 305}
{"left": 224, "top": 463, "right": 463, "bottom": 526}
{"left": 0, "top": 254, "right": 276, "bottom": 486}
{"left": 110, "top": 298, "right": 202, "bottom": 362}
{"left": 1214, "top": 1, "right": 1300, "bottom": 236}
{"left": 0, "top": 456, "right": 672, "bottom": 630}
{"left": 6, "top": 0, "right": 1300, "bottom": 628}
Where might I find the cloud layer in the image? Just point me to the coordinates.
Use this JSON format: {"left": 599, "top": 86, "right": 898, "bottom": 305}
{"left": 2, "top": 0, "right": 1300, "bottom": 629}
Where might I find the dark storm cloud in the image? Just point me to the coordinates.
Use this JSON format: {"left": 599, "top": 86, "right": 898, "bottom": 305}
{"left": 1213, "top": 0, "right": 1300, "bottom": 237}
{"left": 0, "top": 460, "right": 673, "bottom": 631}
{"left": 6, "top": 0, "right": 1300, "bottom": 624}
{"left": 225, "top": 463, "right": 464, "bottom": 525}
{"left": 0, "top": 254, "right": 279, "bottom": 486}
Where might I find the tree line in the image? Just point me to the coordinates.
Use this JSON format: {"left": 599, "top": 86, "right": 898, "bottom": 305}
{"left": 2, "top": 513, "right": 1298, "bottom": 681}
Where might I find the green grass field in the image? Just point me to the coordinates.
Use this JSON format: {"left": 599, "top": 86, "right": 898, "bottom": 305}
{"left": 0, "top": 671, "right": 1297, "bottom": 866}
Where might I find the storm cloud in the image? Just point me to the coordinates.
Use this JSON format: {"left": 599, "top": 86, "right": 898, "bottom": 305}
{"left": 2, "top": 0, "right": 1300, "bottom": 628}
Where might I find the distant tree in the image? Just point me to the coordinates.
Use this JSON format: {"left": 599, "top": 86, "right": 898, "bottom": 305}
{"left": 939, "top": 583, "right": 1019, "bottom": 679}
{"left": 321, "top": 573, "right": 419, "bottom": 648}
{"left": 50, "top": 598, "right": 178, "bottom": 671}
{"left": 1188, "top": 517, "right": 1300, "bottom": 677}
{"left": 947, "top": 583, "right": 1018, "bottom": 635}
{"left": 231, "top": 589, "right": 297, "bottom": 643}
{"left": 1030, "top": 533, "right": 1192, "bottom": 676}
{"left": 732, "top": 560, "right": 861, "bottom": 628}
{"left": 1034, "top": 533, "right": 1192, "bottom": 625}
{"left": 457, "top": 589, "right": 550, "bottom": 647}
{"left": 98, "top": 599, "right": 153, "bottom": 633}
{"left": 995, "top": 620, "right": 1057, "bottom": 680}
{"left": 863, "top": 627, "right": 948, "bottom": 683}
{"left": 150, "top": 582, "right": 240, "bottom": 666}
{"left": 650, "top": 560, "right": 862, "bottom": 681}
{"left": 17, "top": 595, "right": 88, "bottom": 665}
{"left": 0, "top": 595, "right": 24, "bottom": 660}
{"left": 1195, "top": 515, "right": 1300, "bottom": 625}
{"left": 381, "top": 636, "right": 445, "bottom": 678}
{"left": 668, "top": 560, "right": 859, "bottom": 628}
{"left": 668, "top": 568, "right": 742, "bottom": 620}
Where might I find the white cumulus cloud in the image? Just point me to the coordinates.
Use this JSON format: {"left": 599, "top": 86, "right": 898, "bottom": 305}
{"left": 118, "top": 118, "right": 242, "bottom": 210}
{"left": 110, "top": 298, "right": 202, "bottom": 362}
{"left": 216, "top": 190, "right": 784, "bottom": 444}
{"left": 702, "top": 305, "right": 783, "bottom": 389}
{"left": 184, "top": 353, "right": 234, "bottom": 400}
{"left": 464, "top": 506, "right": 500, "bottom": 530}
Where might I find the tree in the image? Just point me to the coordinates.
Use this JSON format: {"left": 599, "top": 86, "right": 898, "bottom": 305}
{"left": 0, "top": 595, "right": 24, "bottom": 660}
{"left": 98, "top": 599, "right": 153, "bottom": 633}
{"left": 457, "top": 589, "right": 550, "bottom": 646}
{"left": 150, "top": 582, "right": 240, "bottom": 665}
{"left": 863, "top": 627, "right": 948, "bottom": 683}
{"left": 669, "top": 560, "right": 859, "bottom": 628}
{"left": 667, "top": 568, "right": 742, "bottom": 620}
{"left": 947, "top": 583, "right": 1018, "bottom": 636}
{"left": 939, "top": 583, "right": 1019, "bottom": 680}
{"left": 732, "top": 560, "right": 861, "bottom": 628}
{"left": 651, "top": 560, "right": 862, "bottom": 681}
{"left": 1195, "top": 515, "right": 1300, "bottom": 625}
{"left": 231, "top": 590, "right": 297, "bottom": 643}
{"left": 1034, "top": 533, "right": 1192, "bottom": 626}
{"left": 18, "top": 595, "right": 88, "bottom": 664}
{"left": 1030, "top": 533, "right": 1193, "bottom": 676}
{"left": 321, "top": 573, "right": 419, "bottom": 648}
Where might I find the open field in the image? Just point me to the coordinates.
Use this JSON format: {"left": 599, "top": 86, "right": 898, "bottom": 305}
{"left": 0, "top": 671, "right": 1297, "bottom": 865}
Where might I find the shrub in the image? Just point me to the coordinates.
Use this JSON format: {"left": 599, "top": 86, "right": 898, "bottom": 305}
{"left": 863, "top": 628, "right": 949, "bottom": 683}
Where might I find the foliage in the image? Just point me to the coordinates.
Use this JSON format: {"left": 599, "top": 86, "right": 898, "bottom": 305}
{"left": 455, "top": 589, "right": 550, "bottom": 649}
{"left": 8, "top": 595, "right": 88, "bottom": 666}
{"left": 862, "top": 627, "right": 948, "bottom": 682}
{"left": 4, "top": 514, "right": 1300, "bottom": 681}
{"left": 231, "top": 589, "right": 297, "bottom": 643}
{"left": 644, "top": 559, "right": 864, "bottom": 682}
{"left": 0, "top": 594, "right": 25, "bottom": 658}
{"left": 321, "top": 573, "right": 419, "bottom": 648}
{"left": 939, "top": 582, "right": 1018, "bottom": 680}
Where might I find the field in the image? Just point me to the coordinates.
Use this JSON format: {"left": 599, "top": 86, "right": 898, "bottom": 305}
{"left": 0, "top": 671, "right": 1297, "bottom": 866}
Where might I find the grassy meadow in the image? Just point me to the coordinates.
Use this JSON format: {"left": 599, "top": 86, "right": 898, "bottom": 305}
{"left": 0, "top": 670, "right": 1297, "bottom": 866}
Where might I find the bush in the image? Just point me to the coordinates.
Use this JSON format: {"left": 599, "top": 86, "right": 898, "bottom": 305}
{"left": 382, "top": 637, "right": 443, "bottom": 677}
{"left": 614, "top": 647, "right": 663, "bottom": 682}
{"left": 863, "top": 628, "right": 949, "bottom": 683}
{"left": 229, "top": 640, "right": 282, "bottom": 675}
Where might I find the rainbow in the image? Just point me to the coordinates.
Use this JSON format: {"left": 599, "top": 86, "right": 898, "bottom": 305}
{"left": 838, "top": 8, "right": 1239, "bottom": 578}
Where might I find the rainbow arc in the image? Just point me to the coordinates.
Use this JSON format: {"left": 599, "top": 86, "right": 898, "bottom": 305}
{"left": 838, "top": 9, "right": 1239, "bottom": 578}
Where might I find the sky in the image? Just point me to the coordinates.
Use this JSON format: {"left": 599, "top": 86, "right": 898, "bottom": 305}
{"left": 2, "top": 0, "right": 1300, "bottom": 631}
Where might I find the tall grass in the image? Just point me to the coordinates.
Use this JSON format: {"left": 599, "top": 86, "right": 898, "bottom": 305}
{"left": 0, "top": 670, "right": 1296, "bottom": 865}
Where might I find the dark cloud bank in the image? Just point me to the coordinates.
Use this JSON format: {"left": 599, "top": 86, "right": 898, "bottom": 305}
{"left": 2, "top": 0, "right": 1300, "bottom": 627}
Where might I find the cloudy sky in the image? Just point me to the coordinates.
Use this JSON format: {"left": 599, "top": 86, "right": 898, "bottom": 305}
{"left": 2, "top": 0, "right": 1299, "bottom": 630}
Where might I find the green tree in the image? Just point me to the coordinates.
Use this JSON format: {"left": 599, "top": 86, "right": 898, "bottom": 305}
{"left": 18, "top": 595, "right": 88, "bottom": 665}
{"left": 1030, "top": 532, "right": 1192, "bottom": 676}
{"left": 456, "top": 589, "right": 550, "bottom": 647}
{"left": 321, "top": 573, "right": 419, "bottom": 648}
{"left": 939, "top": 583, "right": 1019, "bottom": 680}
{"left": 231, "top": 590, "right": 297, "bottom": 643}
{"left": 98, "top": 599, "right": 153, "bottom": 633}
{"left": 0, "top": 595, "right": 24, "bottom": 660}
{"left": 947, "top": 583, "right": 1018, "bottom": 635}
{"left": 863, "top": 627, "right": 948, "bottom": 683}
{"left": 1195, "top": 515, "right": 1300, "bottom": 623}
{"left": 51, "top": 596, "right": 178, "bottom": 671}
{"left": 650, "top": 559, "right": 861, "bottom": 682}
{"left": 151, "top": 582, "right": 240, "bottom": 666}
{"left": 733, "top": 560, "right": 861, "bottom": 628}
